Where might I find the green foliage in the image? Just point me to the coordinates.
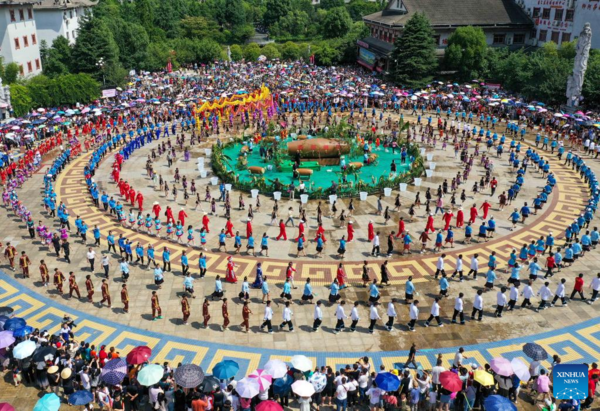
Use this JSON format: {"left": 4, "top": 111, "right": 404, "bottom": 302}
{"left": 197, "top": 39, "right": 223, "bottom": 63}
{"left": 244, "top": 43, "right": 262, "bottom": 61}
{"left": 230, "top": 44, "right": 244, "bottom": 61}
{"left": 281, "top": 41, "right": 301, "bottom": 60}
{"left": 40, "top": 37, "right": 72, "bottom": 77}
{"left": 261, "top": 43, "right": 281, "bottom": 60}
{"left": 263, "top": 0, "right": 291, "bottom": 27}
{"left": 346, "top": 0, "right": 381, "bottom": 20}
{"left": 4, "top": 63, "right": 20, "bottom": 84}
{"left": 9, "top": 84, "right": 32, "bottom": 117}
{"left": 319, "top": 0, "right": 344, "bottom": 9}
{"left": 313, "top": 44, "right": 342, "bottom": 65}
{"left": 444, "top": 26, "right": 488, "bottom": 81}
{"left": 320, "top": 7, "right": 352, "bottom": 39}
{"left": 270, "top": 10, "right": 310, "bottom": 37}
{"left": 583, "top": 51, "right": 600, "bottom": 108}
{"left": 390, "top": 12, "right": 437, "bottom": 88}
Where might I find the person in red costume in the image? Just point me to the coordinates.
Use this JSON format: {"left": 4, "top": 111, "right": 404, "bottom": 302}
{"left": 347, "top": 221, "right": 354, "bottom": 242}
{"left": 178, "top": 208, "right": 188, "bottom": 226}
{"left": 368, "top": 220, "right": 375, "bottom": 241}
{"left": 296, "top": 220, "right": 305, "bottom": 242}
{"left": 277, "top": 219, "right": 287, "bottom": 240}
{"left": 395, "top": 217, "right": 405, "bottom": 238}
{"left": 425, "top": 213, "right": 435, "bottom": 233}
{"left": 112, "top": 166, "right": 120, "bottom": 183}
{"left": 136, "top": 192, "right": 144, "bottom": 211}
{"left": 128, "top": 188, "right": 136, "bottom": 206}
{"left": 202, "top": 212, "right": 210, "bottom": 232}
{"left": 225, "top": 256, "right": 237, "bottom": 283}
{"left": 469, "top": 205, "right": 479, "bottom": 224}
{"left": 152, "top": 201, "right": 161, "bottom": 219}
{"left": 122, "top": 182, "right": 130, "bottom": 199}
{"left": 117, "top": 179, "right": 125, "bottom": 196}
{"left": 165, "top": 206, "right": 175, "bottom": 224}
{"left": 442, "top": 210, "right": 454, "bottom": 231}
{"left": 456, "top": 207, "right": 464, "bottom": 228}
{"left": 225, "top": 218, "right": 234, "bottom": 237}
{"left": 315, "top": 223, "right": 327, "bottom": 242}
{"left": 480, "top": 200, "right": 492, "bottom": 220}
{"left": 246, "top": 218, "right": 253, "bottom": 238}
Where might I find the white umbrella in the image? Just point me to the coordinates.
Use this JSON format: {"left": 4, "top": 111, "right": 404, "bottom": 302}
{"left": 554, "top": 113, "right": 563, "bottom": 118}
{"left": 248, "top": 369, "right": 272, "bottom": 391}
{"left": 236, "top": 377, "right": 260, "bottom": 398}
{"left": 292, "top": 380, "right": 315, "bottom": 397}
{"left": 263, "top": 359, "right": 288, "bottom": 379}
{"left": 510, "top": 358, "right": 530, "bottom": 381}
{"left": 13, "top": 340, "right": 36, "bottom": 359}
{"left": 290, "top": 355, "right": 312, "bottom": 372}
{"left": 309, "top": 372, "right": 327, "bottom": 393}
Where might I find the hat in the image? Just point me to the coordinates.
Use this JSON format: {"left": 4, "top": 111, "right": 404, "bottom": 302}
{"left": 48, "top": 366, "right": 59, "bottom": 374}
{"left": 227, "top": 256, "right": 232, "bottom": 260}
{"left": 61, "top": 368, "right": 72, "bottom": 379}
{"left": 349, "top": 221, "right": 353, "bottom": 224}
{"left": 204, "top": 212, "right": 208, "bottom": 215}
{"left": 247, "top": 218, "right": 252, "bottom": 222}
{"left": 180, "top": 207, "right": 185, "bottom": 211}
{"left": 470, "top": 363, "right": 479, "bottom": 370}
{"left": 153, "top": 201, "right": 159, "bottom": 205}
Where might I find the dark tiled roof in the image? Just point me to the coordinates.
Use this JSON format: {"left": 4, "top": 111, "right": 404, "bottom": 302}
{"left": 364, "top": 0, "right": 533, "bottom": 28}
{"left": 360, "top": 36, "right": 395, "bottom": 54}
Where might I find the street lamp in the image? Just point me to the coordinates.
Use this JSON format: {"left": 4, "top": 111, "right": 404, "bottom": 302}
{"left": 96, "top": 57, "right": 106, "bottom": 85}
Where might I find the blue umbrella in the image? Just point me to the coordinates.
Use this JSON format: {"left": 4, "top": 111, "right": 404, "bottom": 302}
{"left": 101, "top": 358, "right": 128, "bottom": 385}
{"left": 273, "top": 374, "right": 293, "bottom": 395}
{"left": 68, "top": 390, "right": 93, "bottom": 406}
{"left": 33, "top": 393, "right": 60, "bottom": 411}
{"left": 212, "top": 360, "right": 239, "bottom": 380}
{"left": 484, "top": 395, "right": 517, "bottom": 411}
{"left": 12, "top": 325, "right": 33, "bottom": 338}
{"left": 374, "top": 372, "right": 400, "bottom": 392}
{"left": 522, "top": 343, "right": 548, "bottom": 361}
{"left": 3, "top": 317, "right": 25, "bottom": 331}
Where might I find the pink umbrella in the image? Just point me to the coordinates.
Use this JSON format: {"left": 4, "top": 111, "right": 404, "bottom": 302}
{"left": 490, "top": 357, "right": 513, "bottom": 377}
{"left": 256, "top": 400, "right": 282, "bottom": 411}
{"left": 0, "top": 403, "right": 15, "bottom": 411}
{"left": 248, "top": 369, "right": 272, "bottom": 390}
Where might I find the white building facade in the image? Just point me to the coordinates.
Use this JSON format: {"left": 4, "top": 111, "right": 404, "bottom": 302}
{"left": 0, "top": 0, "right": 43, "bottom": 77}
{"left": 34, "top": 0, "right": 94, "bottom": 46}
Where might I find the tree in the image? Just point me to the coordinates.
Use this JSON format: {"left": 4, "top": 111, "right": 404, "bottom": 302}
{"left": 197, "top": 39, "right": 222, "bottom": 63}
{"left": 262, "top": 43, "right": 281, "bottom": 60}
{"left": 444, "top": 26, "right": 489, "bottom": 81}
{"left": 273, "top": 10, "right": 310, "bottom": 37}
{"left": 281, "top": 41, "right": 300, "bottom": 60}
{"left": 180, "top": 16, "right": 225, "bottom": 42}
{"left": 230, "top": 44, "right": 243, "bottom": 61}
{"left": 263, "top": 0, "right": 291, "bottom": 27}
{"left": 134, "top": 0, "right": 154, "bottom": 33}
{"left": 41, "top": 37, "right": 72, "bottom": 77}
{"left": 346, "top": 0, "right": 381, "bottom": 21}
{"left": 223, "top": 0, "right": 246, "bottom": 28}
{"left": 71, "top": 14, "right": 120, "bottom": 79}
{"left": 4, "top": 63, "right": 20, "bottom": 84}
{"left": 9, "top": 84, "right": 32, "bottom": 116}
{"left": 110, "top": 21, "right": 150, "bottom": 70}
{"left": 390, "top": 12, "right": 437, "bottom": 88}
{"left": 244, "top": 43, "right": 262, "bottom": 61}
{"left": 313, "top": 43, "right": 342, "bottom": 65}
{"left": 319, "top": 0, "right": 344, "bottom": 9}
{"left": 320, "top": 7, "right": 352, "bottom": 39}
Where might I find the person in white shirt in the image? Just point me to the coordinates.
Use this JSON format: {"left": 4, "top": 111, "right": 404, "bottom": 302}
{"left": 350, "top": 301, "right": 360, "bottom": 332}
{"left": 407, "top": 300, "right": 419, "bottom": 331}
{"left": 386, "top": 300, "right": 397, "bottom": 331}
{"left": 366, "top": 384, "right": 383, "bottom": 408}
{"left": 424, "top": 297, "right": 443, "bottom": 327}
{"left": 551, "top": 278, "right": 568, "bottom": 306}
{"left": 494, "top": 286, "right": 508, "bottom": 317}
{"left": 434, "top": 254, "right": 446, "bottom": 279}
{"left": 368, "top": 302, "right": 381, "bottom": 334}
{"left": 312, "top": 301, "right": 323, "bottom": 332}
{"left": 453, "top": 347, "right": 468, "bottom": 368}
{"left": 371, "top": 233, "right": 380, "bottom": 256}
{"left": 279, "top": 301, "right": 294, "bottom": 331}
{"left": 101, "top": 255, "right": 110, "bottom": 278}
{"left": 468, "top": 254, "right": 479, "bottom": 279}
{"left": 451, "top": 254, "right": 464, "bottom": 281}
{"left": 507, "top": 283, "right": 519, "bottom": 311}
{"left": 471, "top": 289, "right": 484, "bottom": 321}
{"left": 334, "top": 300, "right": 347, "bottom": 333}
{"left": 431, "top": 359, "right": 446, "bottom": 391}
{"left": 451, "top": 292, "right": 465, "bottom": 324}
{"left": 335, "top": 377, "right": 349, "bottom": 408}
{"left": 86, "top": 248, "right": 96, "bottom": 271}
{"left": 587, "top": 273, "right": 600, "bottom": 304}
{"left": 535, "top": 281, "right": 553, "bottom": 312}
{"left": 260, "top": 300, "right": 274, "bottom": 333}
{"left": 521, "top": 280, "right": 535, "bottom": 308}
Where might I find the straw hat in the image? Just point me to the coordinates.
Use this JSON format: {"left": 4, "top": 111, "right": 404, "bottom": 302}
{"left": 61, "top": 368, "right": 72, "bottom": 379}
{"left": 48, "top": 366, "right": 59, "bottom": 374}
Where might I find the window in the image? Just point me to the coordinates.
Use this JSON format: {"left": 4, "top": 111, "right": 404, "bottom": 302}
{"left": 27, "top": 8, "right": 32, "bottom": 19}
{"left": 493, "top": 34, "right": 506, "bottom": 45}
{"left": 542, "top": 8, "right": 551, "bottom": 19}
{"left": 19, "top": 65, "right": 24, "bottom": 76}
{"left": 9, "top": 10, "right": 15, "bottom": 22}
{"left": 551, "top": 31, "right": 560, "bottom": 43}
{"left": 19, "top": 9, "right": 24, "bottom": 20}
{"left": 539, "top": 30, "right": 548, "bottom": 42}
{"left": 35, "top": 59, "right": 40, "bottom": 70}
{"left": 566, "top": 9, "right": 574, "bottom": 21}
{"left": 562, "top": 32, "right": 571, "bottom": 43}
{"left": 31, "top": 34, "right": 36, "bottom": 45}
{"left": 513, "top": 33, "right": 525, "bottom": 44}
{"left": 533, "top": 7, "right": 540, "bottom": 18}
{"left": 14, "top": 38, "right": 20, "bottom": 50}
{"left": 433, "top": 35, "right": 441, "bottom": 46}
{"left": 554, "top": 9, "right": 563, "bottom": 21}
{"left": 23, "top": 36, "right": 28, "bottom": 47}
{"left": 27, "top": 61, "right": 32, "bottom": 73}
{"left": 66, "top": 31, "right": 70, "bottom": 40}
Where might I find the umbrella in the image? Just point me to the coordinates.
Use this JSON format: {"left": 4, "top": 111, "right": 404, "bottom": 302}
{"left": 473, "top": 370, "right": 494, "bottom": 386}
{"left": 256, "top": 400, "right": 283, "bottom": 411}
{"left": 290, "top": 355, "right": 312, "bottom": 372}
{"left": 13, "top": 325, "right": 34, "bottom": 338}
{"left": 375, "top": 372, "right": 400, "bottom": 391}
{"left": 490, "top": 357, "right": 513, "bottom": 377}
{"left": 33, "top": 346, "right": 57, "bottom": 362}
{"left": 273, "top": 374, "right": 294, "bottom": 395}
{"left": 126, "top": 346, "right": 152, "bottom": 364}
{"left": 0, "top": 404, "right": 14, "bottom": 411}
{"left": 484, "top": 394, "right": 517, "bottom": 411}
{"left": 0, "top": 316, "right": 9, "bottom": 329}
{"left": 137, "top": 364, "right": 164, "bottom": 386}
{"left": 212, "top": 359, "right": 239, "bottom": 379}
{"left": 248, "top": 369, "right": 272, "bottom": 391}
{"left": 263, "top": 359, "right": 287, "bottom": 379}
{"left": 3, "top": 317, "right": 25, "bottom": 331}
{"left": 200, "top": 376, "right": 220, "bottom": 393}
{"left": 292, "top": 380, "right": 315, "bottom": 397}
{"left": 174, "top": 364, "right": 205, "bottom": 389}
{"left": 13, "top": 340, "right": 36, "bottom": 359}
{"left": 309, "top": 372, "right": 327, "bottom": 393}
{"left": 0, "top": 307, "right": 14, "bottom": 316}
{"left": 510, "top": 358, "right": 530, "bottom": 381}
{"left": 101, "top": 358, "right": 128, "bottom": 385}
{"left": 439, "top": 371, "right": 463, "bottom": 392}
{"left": 523, "top": 343, "right": 548, "bottom": 361}
{"left": 0, "top": 331, "right": 15, "bottom": 349}
{"left": 68, "top": 390, "right": 94, "bottom": 406}
{"left": 33, "top": 393, "right": 60, "bottom": 411}
{"left": 235, "top": 377, "right": 260, "bottom": 398}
